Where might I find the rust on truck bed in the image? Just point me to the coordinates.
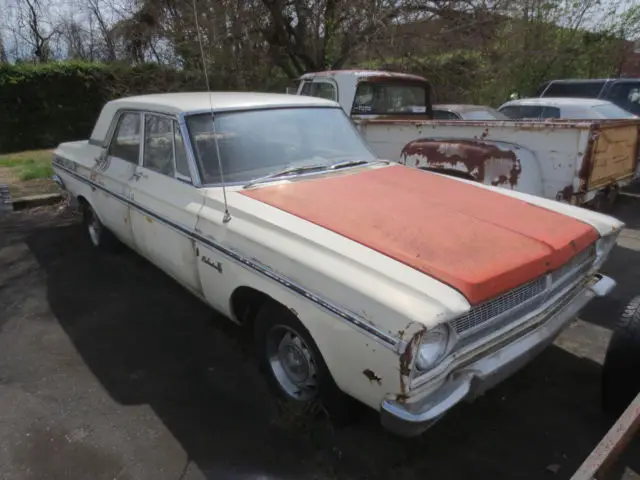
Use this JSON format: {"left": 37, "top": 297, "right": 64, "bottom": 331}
{"left": 401, "top": 139, "right": 522, "bottom": 188}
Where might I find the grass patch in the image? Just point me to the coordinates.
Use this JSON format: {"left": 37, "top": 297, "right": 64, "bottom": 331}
{"left": 0, "top": 149, "right": 54, "bottom": 181}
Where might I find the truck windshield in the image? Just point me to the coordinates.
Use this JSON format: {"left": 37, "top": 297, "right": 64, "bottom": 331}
{"left": 351, "top": 81, "right": 428, "bottom": 115}
{"left": 186, "top": 107, "right": 377, "bottom": 185}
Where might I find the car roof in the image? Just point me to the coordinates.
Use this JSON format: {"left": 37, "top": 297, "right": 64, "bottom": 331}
{"left": 500, "top": 97, "right": 612, "bottom": 108}
{"left": 106, "top": 91, "right": 338, "bottom": 114}
{"left": 90, "top": 92, "right": 340, "bottom": 144}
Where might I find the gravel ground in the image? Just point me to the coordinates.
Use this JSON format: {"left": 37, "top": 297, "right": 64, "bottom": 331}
{"left": 0, "top": 198, "right": 639, "bottom": 480}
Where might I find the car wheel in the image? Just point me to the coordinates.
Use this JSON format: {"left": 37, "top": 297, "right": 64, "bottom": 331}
{"left": 82, "top": 202, "right": 120, "bottom": 252}
{"left": 601, "top": 295, "right": 640, "bottom": 417}
{"left": 253, "top": 301, "right": 359, "bottom": 425}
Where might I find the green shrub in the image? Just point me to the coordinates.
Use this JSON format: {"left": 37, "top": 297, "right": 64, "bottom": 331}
{"left": 0, "top": 61, "right": 207, "bottom": 154}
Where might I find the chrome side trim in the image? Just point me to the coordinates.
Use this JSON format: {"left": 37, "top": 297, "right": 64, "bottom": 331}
{"left": 52, "top": 162, "right": 400, "bottom": 349}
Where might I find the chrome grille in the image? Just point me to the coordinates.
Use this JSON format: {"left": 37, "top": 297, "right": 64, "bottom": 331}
{"left": 450, "top": 245, "right": 596, "bottom": 337}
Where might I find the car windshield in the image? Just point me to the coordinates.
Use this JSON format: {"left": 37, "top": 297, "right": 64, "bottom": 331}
{"left": 186, "top": 107, "right": 377, "bottom": 185}
{"left": 590, "top": 103, "right": 638, "bottom": 119}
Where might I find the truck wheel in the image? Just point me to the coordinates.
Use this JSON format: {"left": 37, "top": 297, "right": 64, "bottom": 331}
{"left": 82, "top": 202, "right": 120, "bottom": 252}
{"left": 601, "top": 295, "right": 640, "bottom": 416}
{"left": 253, "top": 301, "right": 359, "bottom": 425}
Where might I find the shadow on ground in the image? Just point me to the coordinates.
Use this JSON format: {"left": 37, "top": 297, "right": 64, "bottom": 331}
{"left": 19, "top": 214, "right": 638, "bottom": 480}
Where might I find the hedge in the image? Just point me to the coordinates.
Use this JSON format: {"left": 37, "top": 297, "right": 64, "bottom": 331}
{"left": 0, "top": 61, "right": 207, "bottom": 154}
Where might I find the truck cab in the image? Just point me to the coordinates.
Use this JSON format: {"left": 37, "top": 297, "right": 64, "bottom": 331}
{"left": 295, "top": 70, "right": 433, "bottom": 120}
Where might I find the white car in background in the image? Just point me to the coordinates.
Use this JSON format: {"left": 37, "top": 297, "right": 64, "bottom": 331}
{"left": 498, "top": 97, "right": 639, "bottom": 120}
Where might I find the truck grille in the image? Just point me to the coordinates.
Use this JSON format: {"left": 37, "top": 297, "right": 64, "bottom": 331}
{"left": 450, "top": 245, "right": 595, "bottom": 337}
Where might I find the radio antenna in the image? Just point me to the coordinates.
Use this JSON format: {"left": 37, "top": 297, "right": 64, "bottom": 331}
{"left": 192, "top": 0, "right": 231, "bottom": 223}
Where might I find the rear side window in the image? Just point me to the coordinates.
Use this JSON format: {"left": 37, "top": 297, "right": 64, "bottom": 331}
{"left": 143, "top": 114, "right": 175, "bottom": 177}
{"left": 108, "top": 112, "right": 141, "bottom": 164}
{"left": 542, "top": 81, "right": 605, "bottom": 98}
{"left": 433, "top": 109, "right": 460, "bottom": 120}
{"left": 499, "top": 105, "right": 561, "bottom": 119}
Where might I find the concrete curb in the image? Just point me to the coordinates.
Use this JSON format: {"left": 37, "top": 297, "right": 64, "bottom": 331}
{"left": 12, "top": 193, "right": 64, "bottom": 211}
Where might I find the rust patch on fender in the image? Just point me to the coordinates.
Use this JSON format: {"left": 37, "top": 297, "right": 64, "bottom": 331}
{"left": 363, "top": 369, "right": 382, "bottom": 385}
{"left": 401, "top": 139, "right": 522, "bottom": 188}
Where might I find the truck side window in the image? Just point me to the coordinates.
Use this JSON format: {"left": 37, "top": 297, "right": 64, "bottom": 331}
{"left": 143, "top": 114, "right": 175, "bottom": 177}
{"left": 543, "top": 81, "right": 604, "bottom": 98}
{"left": 108, "top": 112, "right": 141, "bottom": 164}
{"left": 606, "top": 83, "right": 640, "bottom": 115}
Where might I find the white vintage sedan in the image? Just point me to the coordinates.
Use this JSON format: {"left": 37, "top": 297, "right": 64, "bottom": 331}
{"left": 52, "top": 92, "right": 622, "bottom": 437}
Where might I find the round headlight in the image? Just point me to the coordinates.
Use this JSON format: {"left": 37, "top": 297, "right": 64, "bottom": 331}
{"left": 415, "top": 325, "right": 451, "bottom": 371}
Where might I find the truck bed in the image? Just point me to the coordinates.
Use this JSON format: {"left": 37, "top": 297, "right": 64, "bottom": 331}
{"left": 355, "top": 118, "right": 640, "bottom": 206}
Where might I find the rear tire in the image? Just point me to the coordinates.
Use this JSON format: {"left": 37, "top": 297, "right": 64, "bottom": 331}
{"left": 82, "top": 202, "right": 120, "bottom": 252}
{"left": 253, "top": 301, "right": 359, "bottom": 426}
{"left": 601, "top": 295, "right": 640, "bottom": 417}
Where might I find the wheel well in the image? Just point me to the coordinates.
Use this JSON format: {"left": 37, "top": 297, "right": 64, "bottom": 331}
{"left": 230, "top": 286, "right": 272, "bottom": 326}
{"left": 420, "top": 167, "right": 476, "bottom": 181}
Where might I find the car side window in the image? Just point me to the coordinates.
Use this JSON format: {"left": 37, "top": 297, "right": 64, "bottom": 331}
{"left": 433, "top": 109, "right": 460, "bottom": 120}
{"left": 173, "top": 121, "right": 191, "bottom": 180}
{"left": 143, "top": 114, "right": 175, "bottom": 177}
{"left": 108, "top": 112, "right": 141, "bottom": 164}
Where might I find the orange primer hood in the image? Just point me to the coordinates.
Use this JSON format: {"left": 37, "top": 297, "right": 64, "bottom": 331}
{"left": 241, "top": 165, "right": 599, "bottom": 305}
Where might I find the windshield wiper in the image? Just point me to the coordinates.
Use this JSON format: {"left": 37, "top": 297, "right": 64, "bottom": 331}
{"left": 243, "top": 164, "right": 329, "bottom": 188}
{"left": 328, "top": 159, "right": 386, "bottom": 170}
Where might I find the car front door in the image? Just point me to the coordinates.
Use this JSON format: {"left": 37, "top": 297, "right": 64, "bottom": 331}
{"left": 92, "top": 111, "right": 140, "bottom": 247}
{"left": 128, "top": 112, "right": 205, "bottom": 294}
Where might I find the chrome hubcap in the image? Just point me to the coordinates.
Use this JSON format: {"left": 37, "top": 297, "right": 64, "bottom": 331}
{"left": 266, "top": 326, "right": 318, "bottom": 400}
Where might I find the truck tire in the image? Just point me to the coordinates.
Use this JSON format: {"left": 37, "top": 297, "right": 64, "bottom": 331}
{"left": 82, "top": 202, "right": 120, "bottom": 252}
{"left": 601, "top": 295, "right": 640, "bottom": 416}
{"left": 253, "top": 300, "right": 359, "bottom": 425}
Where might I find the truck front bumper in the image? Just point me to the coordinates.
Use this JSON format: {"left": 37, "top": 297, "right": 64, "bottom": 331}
{"left": 380, "top": 274, "right": 615, "bottom": 437}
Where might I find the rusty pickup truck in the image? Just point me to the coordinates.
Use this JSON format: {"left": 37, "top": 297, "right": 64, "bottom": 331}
{"left": 293, "top": 70, "right": 640, "bottom": 210}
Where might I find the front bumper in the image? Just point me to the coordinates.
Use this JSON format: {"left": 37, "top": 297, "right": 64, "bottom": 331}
{"left": 380, "top": 274, "right": 615, "bottom": 437}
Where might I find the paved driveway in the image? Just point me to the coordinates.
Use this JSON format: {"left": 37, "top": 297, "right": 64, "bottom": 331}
{"left": 0, "top": 199, "right": 639, "bottom": 480}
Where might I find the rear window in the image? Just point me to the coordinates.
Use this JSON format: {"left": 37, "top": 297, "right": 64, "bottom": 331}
{"left": 499, "top": 105, "right": 561, "bottom": 119}
{"left": 351, "top": 81, "right": 427, "bottom": 115}
{"left": 542, "top": 81, "right": 605, "bottom": 98}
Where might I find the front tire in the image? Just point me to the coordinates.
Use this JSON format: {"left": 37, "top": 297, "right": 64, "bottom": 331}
{"left": 253, "top": 301, "right": 358, "bottom": 425}
{"left": 82, "top": 202, "right": 120, "bottom": 252}
{"left": 601, "top": 295, "right": 640, "bottom": 417}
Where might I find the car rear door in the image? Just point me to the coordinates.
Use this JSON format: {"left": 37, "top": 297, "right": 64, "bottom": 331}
{"left": 92, "top": 111, "right": 140, "bottom": 247}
